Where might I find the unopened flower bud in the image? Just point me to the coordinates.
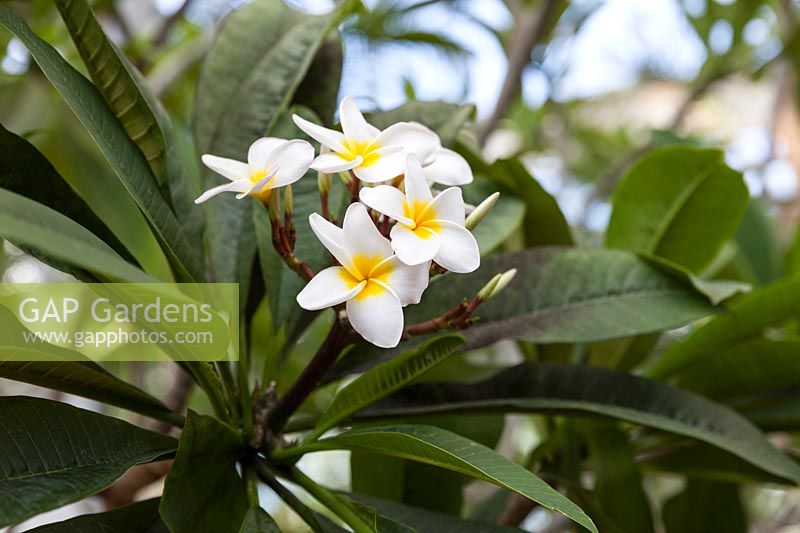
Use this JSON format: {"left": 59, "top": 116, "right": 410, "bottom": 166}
{"left": 267, "top": 187, "right": 281, "bottom": 223}
{"left": 477, "top": 268, "right": 517, "bottom": 302}
{"left": 477, "top": 273, "right": 502, "bottom": 301}
{"left": 318, "top": 171, "right": 331, "bottom": 196}
{"left": 466, "top": 192, "right": 500, "bottom": 231}
{"left": 284, "top": 185, "right": 294, "bottom": 217}
{"left": 491, "top": 268, "right": 517, "bottom": 299}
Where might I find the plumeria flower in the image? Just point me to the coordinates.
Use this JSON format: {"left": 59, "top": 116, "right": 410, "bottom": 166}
{"left": 360, "top": 154, "right": 480, "bottom": 273}
{"left": 422, "top": 147, "right": 473, "bottom": 186}
{"left": 296, "top": 203, "right": 429, "bottom": 348}
{"left": 195, "top": 137, "right": 314, "bottom": 203}
{"left": 292, "top": 96, "right": 439, "bottom": 183}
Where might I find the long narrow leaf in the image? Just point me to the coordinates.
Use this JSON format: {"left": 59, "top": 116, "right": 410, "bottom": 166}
{"left": 0, "top": 396, "right": 176, "bottom": 527}
{"left": 357, "top": 363, "right": 800, "bottom": 484}
{"left": 0, "top": 306, "right": 181, "bottom": 426}
{"left": 0, "top": 188, "right": 153, "bottom": 282}
{"left": 53, "top": 0, "right": 168, "bottom": 191}
{"left": 308, "top": 335, "right": 464, "bottom": 441}
{"left": 280, "top": 425, "right": 597, "bottom": 533}
{"left": 0, "top": 6, "right": 202, "bottom": 281}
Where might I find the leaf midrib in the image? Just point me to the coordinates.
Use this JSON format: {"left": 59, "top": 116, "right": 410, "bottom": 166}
{"left": 644, "top": 159, "right": 720, "bottom": 255}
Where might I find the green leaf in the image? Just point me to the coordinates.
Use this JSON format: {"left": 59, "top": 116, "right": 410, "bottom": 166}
{"left": 413, "top": 247, "right": 712, "bottom": 347}
{"left": 0, "top": 396, "right": 176, "bottom": 527}
{"left": 350, "top": 495, "right": 518, "bottom": 533}
{"left": 193, "top": 0, "right": 358, "bottom": 284}
{"left": 641, "top": 253, "right": 750, "bottom": 305}
{"left": 0, "top": 123, "right": 133, "bottom": 267}
{"left": 0, "top": 5, "right": 202, "bottom": 281}
{"left": 161, "top": 411, "right": 248, "bottom": 533}
{"left": 309, "top": 335, "right": 464, "bottom": 441}
{"left": 662, "top": 480, "right": 747, "bottom": 533}
{"left": 239, "top": 507, "right": 280, "bottom": 533}
{"left": 366, "top": 101, "right": 474, "bottom": 145}
{"left": 351, "top": 414, "right": 504, "bottom": 516}
{"left": 292, "top": 38, "right": 344, "bottom": 125}
{"left": 583, "top": 422, "right": 653, "bottom": 533}
{"left": 27, "top": 498, "right": 167, "bottom": 532}
{"left": 457, "top": 141, "right": 573, "bottom": 247}
{"left": 331, "top": 247, "right": 715, "bottom": 378}
{"left": 53, "top": 0, "right": 168, "bottom": 191}
{"left": 732, "top": 199, "right": 782, "bottom": 284}
{"left": 606, "top": 146, "right": 748, "bottom": 273}
{"left": 646, "top": 274, "right": 800, "bottom": 378}
{"left": 0, "top": 188, "right": 153, "bottom": 282}
{"left": 0, "top": 306, "right": 180, "bottom": 425}
{"left": 642, "top": 442, "right": 794, "bottom": 485}
{"left": 672, "top": 339, "right": 800, "bottom": 399}
{"left": 358, "top": 363, "right": 800, "bottom": 484}
{"left": 282, "top": 425, "right": 598, "bottom": 533}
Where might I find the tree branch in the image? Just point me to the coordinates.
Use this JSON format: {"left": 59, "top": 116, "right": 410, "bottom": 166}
{"left": 264, "top": 318, "right": 350, "bottom": 437}
{"left": 478, "top": 0, "right": 562, "bottom": 147}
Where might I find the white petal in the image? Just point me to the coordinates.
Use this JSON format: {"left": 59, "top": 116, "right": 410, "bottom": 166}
{"left": 309, "top": 213, "right": 349, "bottom": 267}
{"left": 194, "top": 180, "right": 251, "bottom": 203}
{"left": 339, "top": 96, "right": 375, "bottom": 142}
{"left": 346, "top": 284, "right": 403, "bottom": 348}
{"left": 403, "top": 153, "right": 434, "bottom": 205}
{"left": 434, "top": 221, "right": 480, "bottom": 273}
{"left": 311, "top": 153, "right": 361, "bottom": 173}
{"left": 359, "top": 185, "right": 414, "bottom": 226}
{"left": 423, "top": 148, "right": 473, "bottom": 186}
{"left": 375, "top": 122, "right": 441, "bottom": 163}
{"left": 293, "top": 114, "right": 346, "bottom": 153}
{"left": 390, "top": 223, "right": 441, "bottom": 266}
{"left": 248, "top": 137, "right": 285, "bottom": 171}
{"left": 268, "top": 139, "right": 315, "bottom": 187}
{"left": 352, "top": 146, "right": 405, "bottom": 183}
{"left": 427, "top": 186, "right": 466, "bottom": 225}
{"left": 381, "top": 256, "right": 430, "bottom": 306}
{"left": 297, "top": 266, "right": 364, "bottom": 310}
{"left": 343, "top": 203, "right": 393, "bottom": 264}
{"left": 201, "top": 155, "right": 250, "bottom": 182}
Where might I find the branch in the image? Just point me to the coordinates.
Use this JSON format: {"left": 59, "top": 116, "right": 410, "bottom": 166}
{"left": 478, "top": 0, "right": 562, "bottom": 146}
{"left": 264, "top": 318, "right": 350, "bottom": 437}
{"left": 498, "top": 494, "right": 537, "bottom": 527}
{"left": 153, "top": 0, "right": 193, "bottom": 47}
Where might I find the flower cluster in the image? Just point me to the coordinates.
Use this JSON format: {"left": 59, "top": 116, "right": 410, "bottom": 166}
{"left": 197, "top": 96, "right": 496, "bottom": 348}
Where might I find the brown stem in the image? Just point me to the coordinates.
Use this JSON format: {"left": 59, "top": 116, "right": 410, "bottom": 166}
{"left": 153, "top": 0, "right": 194, "bottom": 47}
{"left": 498, "top": 494, "right": 537, "bottom": 527}
{"left": 348, "top": 176, "right": 360, "bottom": 204}
{"left": 271, "top": 214, "right": 314, "bottom": 281}
{"left": 321, "top": 190, "right": 331, "bottom": 221}
{"left": 265, "top": 319, "right": 350, "bottom": 437}
{"left": 478, "top": 0, "right": 562, "bottom": 146}
{"left": 402, "top": 298, "right": 479, "bottom": 340}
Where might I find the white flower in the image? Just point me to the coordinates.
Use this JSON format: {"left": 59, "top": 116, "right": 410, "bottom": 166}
{"left": 195, "top": 137, "right": 314, "bottom": 203}
{"left": 360, "top": 154, "right": 480, "bottom": 273}
{"left": 296, "top": 203, "right": 429, "bottom": 348}
{"left": 422, "top": 147, "right": 473, "bottom": 186}
{"left": 292, "top": 96, "right": 439, "bottom": 183}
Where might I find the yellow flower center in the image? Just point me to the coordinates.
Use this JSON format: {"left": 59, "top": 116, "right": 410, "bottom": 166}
{"left": 339, "top": 253, "right": 394, "bottom": 300}
{"left": 340, "top": 139, "right": 381, "bottom": 167}
{"left": 402, "top": 200, "right": 441, "bottom": 238}
{"left": 250, "top": 169, "right": 269, "bottom": 184}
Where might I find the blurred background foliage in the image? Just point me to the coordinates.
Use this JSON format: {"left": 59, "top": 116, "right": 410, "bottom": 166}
{"left": 5, "top": 0, "right": 800, "bottom": 531}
